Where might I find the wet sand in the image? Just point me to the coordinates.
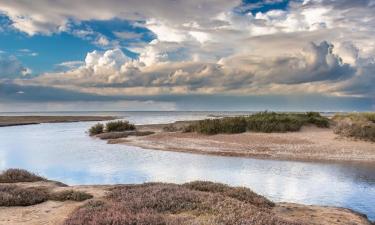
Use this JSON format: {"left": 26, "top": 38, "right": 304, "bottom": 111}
{"left": 106, "top": 122, "right": 375, "bottom": 163}
{"left": 0, "top": 116, "right": 116, "bottom": 127}
{"left": 0, "top": 181, "right": 372, "bottom": 225}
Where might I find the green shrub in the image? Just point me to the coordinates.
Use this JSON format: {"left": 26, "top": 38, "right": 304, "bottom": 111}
{"left": 188, "top": 117, "right": 247, "bottom": 135}
{"left": 245, "top": 112, "right": 304, "bottom": 132}
{"left": 49, "top": 190, "right": 93, "bottom": 202}
{"left": 185, "top": 112, "right": 329, "bottom": 135}
{"left": 88, "top": 123, "right": 104, "bottom": 136}
{"left": 0, "top": 168, "right": 46, "bottom": 183}
{"left": 105, "top": 120, "right": 135, "bottom": 132}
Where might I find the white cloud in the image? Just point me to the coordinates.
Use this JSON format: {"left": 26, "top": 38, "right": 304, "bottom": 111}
{"left": 0, "top": 54, "right": 31, "bottom": 78}
{"left": 2, "top": 0, "right": 375, "bottom": 100}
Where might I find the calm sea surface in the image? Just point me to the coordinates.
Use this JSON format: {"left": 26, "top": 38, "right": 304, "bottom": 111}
{"left": 0, "top": 111, "right": 374, "bottom": 220}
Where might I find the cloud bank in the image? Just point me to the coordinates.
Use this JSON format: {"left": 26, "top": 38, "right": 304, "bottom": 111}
{"left": 0, "top": 0, "right": 374, "bottom": 110}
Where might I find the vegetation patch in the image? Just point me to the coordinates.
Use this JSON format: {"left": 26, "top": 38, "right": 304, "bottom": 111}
{"left": 0, "top": 185, "right": 48, "bottom": 206}
{"left": 0, "top": 168, "right": 46, "bottom": 183}
{"left": 88, "top": 123, "right": 104, "bottom": 136}
{"left": 105, "top": 120, "right": 136, "bottom": 132}
{"left": 333, "top": 113, "right": 375, "bottom": 142}
{"left": 186, "top": 112, "right": 330, "bottom": 135}
{"left": 183, "top": 181, "right": 275, "bottom": 208}
{"left": 64, "top": 182, "right": 303, "bottom": 225}
{"left": 88, "top": 120, "right": 137, "bottom": 137}
{"left": 49, "top": 190, "right": 93, "bottom": 202}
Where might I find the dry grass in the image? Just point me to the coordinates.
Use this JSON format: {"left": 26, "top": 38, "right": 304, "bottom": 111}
{"left": 0, "top": 185, "right": 93, "bottom": 207}
{"left": 0, "top": 185, "right": 48, "bottom": 206}
{"left": 0, "top": 169, "right": 46, "bottom": 183}
{"left": 333, "top": 113, "right": 375, "bottom": 142}
{"left": 64, "top": 182, "right": 304, "bottom": 225}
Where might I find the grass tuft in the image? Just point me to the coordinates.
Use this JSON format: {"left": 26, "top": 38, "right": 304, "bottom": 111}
{"left": 0, "top": 168, "right": 46, "bottom": 183}
{"left": 0, "top": 185, "right": 48, "bottom": 206}
{"left": 333, "top": 113, "right": 375, "bottom": 142}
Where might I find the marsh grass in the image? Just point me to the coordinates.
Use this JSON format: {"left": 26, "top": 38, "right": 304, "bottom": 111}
{"left": 333, "top": 113, "right": 375, "bottom": 142}
{"left": 64, "top": 182, "right": 304, "bottom": 225}
{"left": 0, "top": 169, "right": 46, "bottom": 183}
{"left": 186, "top": 112, "right": 329, "bottom": 135}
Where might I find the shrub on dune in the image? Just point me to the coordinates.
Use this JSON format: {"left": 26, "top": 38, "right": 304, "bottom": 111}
{"left": 186, "top": 112, "right": 330, "bottom": 135}
{"left": 88, "top": 123, "right": 104, "bottom": 136}
{"left": 105, "top": 120, "right": 136, "bottom": 132}
{"left": 333, "top": 113, "right": 375, "bottom": 142}
{"left": 0, "top": 168, "right": 46, "bottom": 183}
{"left": 0, "top": 185, "right": 48, "bottom": 206}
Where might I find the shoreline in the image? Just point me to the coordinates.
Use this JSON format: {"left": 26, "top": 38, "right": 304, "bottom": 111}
{"left": 100, "top": 121, "right": 375, "bottom": 163}
{"left": 0, "top": 116, "right": 116, "bottom": 127}
{"left": 0, "top": 179, "right": 372, "bottom": 225}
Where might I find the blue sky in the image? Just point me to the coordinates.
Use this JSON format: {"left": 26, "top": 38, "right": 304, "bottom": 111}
{"left": 0, "top": 0, "right": 374, "bottom": 111}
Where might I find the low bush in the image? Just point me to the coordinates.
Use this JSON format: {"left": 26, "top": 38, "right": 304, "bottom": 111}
{"left": 88, "top": 123, "right": 104, "bottom": 136}
{"left": 186, "top": 112, "right": 329, "bottom": 135}
{"left": 0, "top": 168, "right": 46, "bottom": 183}
{"left": 333, "top": 113, "right": 375, "bottom": 142}
{"left": 105, "top": 120, "right": 135, "bottom": 132}
{"left": 64, "top": 182, "right": 302, "bottom": 225}
{"left": 183, "top": 181, "right": 275, "bottom": 208}
{"left": 187, "top": 117, "right": 247, "bottom": 135}
{"left": 0, "top": 185, "right": 48, "bottom": 206}
{"left": 49, "top": 190, "right": 93, "bottom": 202}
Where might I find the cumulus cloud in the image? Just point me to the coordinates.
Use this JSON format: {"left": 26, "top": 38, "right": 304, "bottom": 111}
{"left": 22, "top": 41, "right": 359, "bottom": 98}
{"left": 2, "top": 0, "right": 375, "bottom": 105}
{"left": 0, "top": 0, "right": 240, "bottom": 35}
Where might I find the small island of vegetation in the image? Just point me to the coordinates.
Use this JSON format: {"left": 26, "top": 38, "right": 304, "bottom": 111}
{"left": 89, "top": 112, "right": 375, "bottom": 163}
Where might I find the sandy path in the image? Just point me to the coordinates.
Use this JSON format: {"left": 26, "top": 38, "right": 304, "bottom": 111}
{"left": 113, "top": 125, "right": 375, "bottom": 163}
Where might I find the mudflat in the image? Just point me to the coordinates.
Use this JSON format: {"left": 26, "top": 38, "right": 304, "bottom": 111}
{"left": 0, "top": 116, "right": 116, "bottom": 127}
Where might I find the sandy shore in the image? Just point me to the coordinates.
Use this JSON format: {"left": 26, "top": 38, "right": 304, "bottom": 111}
{"left": 105, "top": 122, "right": 375, "bottom": 163}
{"left": 0, "top": 116, "right": 116, "bottom": 127}
{"left": 0, "top": 180, "right": 372, "bottom": 225}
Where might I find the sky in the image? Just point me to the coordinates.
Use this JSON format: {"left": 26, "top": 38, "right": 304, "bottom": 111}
{"left": 0, "top": 0, "right": 374, "bottom": 112}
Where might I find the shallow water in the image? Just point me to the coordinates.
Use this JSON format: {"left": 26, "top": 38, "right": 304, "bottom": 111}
{"left": 0, "top": 111, "right": 374, "bottom": 220}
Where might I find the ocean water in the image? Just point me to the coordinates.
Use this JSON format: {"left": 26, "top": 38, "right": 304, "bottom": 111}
{"left": 0, "top": 111, "right": 374, "bottom": 220}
